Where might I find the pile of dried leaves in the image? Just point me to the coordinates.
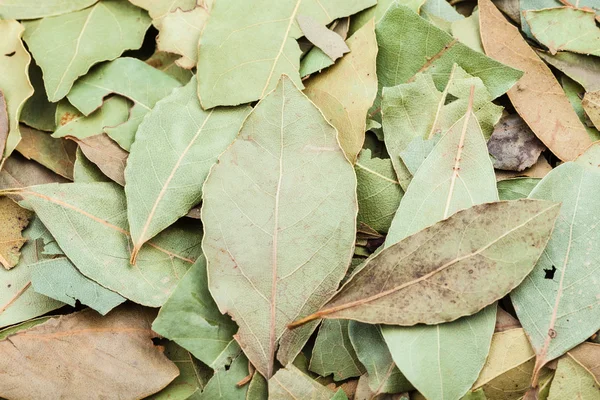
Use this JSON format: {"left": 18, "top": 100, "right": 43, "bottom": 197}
{"left": 1, "top": 0, "right": 599, "bottom": 399}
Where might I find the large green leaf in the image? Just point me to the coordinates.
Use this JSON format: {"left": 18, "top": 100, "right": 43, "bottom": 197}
{"left": 30, "top": 257, "right": 125, "bottom": 315}
{"left": 383, "top": 305, "right": 496, "bottom": 400}
{"left": 547, "top": 355, "right": 600, "bottom": 400}
{"left": 269, "top": 364, "right": 336, "bottom": 399}
{"left": 0, "top": 20, "right": 33, "bottom": 160}
{"left": 201, "top": 76, "right": 357, "bottom": 377}
{"left": 66, "top": 57, "right": 181, "bottom": 150}
{"left": 18, "top": 182, "right": 202, "bottom": 307}
{"left": 22, "top": 1, "right": 151, "bottom": 102}
{"left": 309, "top": 319, "right": 365, "bottom": 381}
{"left": 152, "top": 257, "right": 241, "bottom": 369}
{"left": 196, "top": 0, "right": 376, "bottom": 108}
{"left": 125, "top": 78, "right": 249, "bottom": 261}
{"left": 348, "top": 322, "right": 413, "bottom": 394}
{"left": 372, "top": 3, "right": 521, "bottom": 121}
{"left": 0, "top": 0, "right": 98, "bottom": 19}
{"left": 291, "top": 200, "right": 559, "bottom": 326}
{"left": 511, "top": 147, "right": 600, "bottom": 384}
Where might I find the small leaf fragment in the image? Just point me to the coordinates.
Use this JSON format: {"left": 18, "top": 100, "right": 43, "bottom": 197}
{"left": 16, "top": 126, "right": 77, "bottom": 180}
{"left": 297, "top": 14, "right": 350, "bottom": 61}
{"left": 70, "top": 133, "right": 128, "bottom": 186}
{"left": 0, "top": 197, "right": 32, "bottom": 270}
{"left": 269, "top": 364, "right": 336, "bottom": 399}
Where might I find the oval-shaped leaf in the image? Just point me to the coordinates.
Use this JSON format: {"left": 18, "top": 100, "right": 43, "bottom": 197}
{"left": 202, "top": 76, "right": 357, "bottom": 377}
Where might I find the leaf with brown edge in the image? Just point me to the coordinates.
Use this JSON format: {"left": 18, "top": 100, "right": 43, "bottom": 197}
{"left": 289, "top": 199, "right": 560, "bottom": 328}
{"left": 69, "top": 133, "right": 128, "bottom": 186}
{"left": 0, "top": 197, "right": 32, "bottom": 270}
{"left": 201, "top": 76, "right": 357, "bottom": 378}
{"left": 0, "top": 91, "right": 7, "bottom": 158}
{"left": 0, "top": 306, "right": 179, "bottom": 400}
{"left": 478, "top": 0, "right": 592, "bottom": 161}
{"left": 583, "top": 90, "right": 600, "bottom": 131}
{"left": 568, "top": 342, "right": 600, "bottom": 385}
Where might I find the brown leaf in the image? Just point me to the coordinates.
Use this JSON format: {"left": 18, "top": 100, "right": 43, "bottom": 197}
{"left": 0, "top": 91, "right": 7, "bottom": 160}
{"left": 0, "top": 153, "right": 68, "bottom": 192}
{"left": 15, "top": 125, "right": 76, "bottom": 180}
{"left": 479, "top": 0, "right": 592, "bottom": 161}
{"left": 495, "top": 306, "right": 521, "bottom": 332}
{"left": 488, "top": 113, "right": 546, "bottom": 171}
{"left": 568, "top": 342, "right": 600, "bottom": 384}
{"left": 297, "top": 14, "right": 350, "bottom": 61}
{"left": 0, "top": 196, "right": 31, "bottom": 270}
{"left": 495, "top": 156, "right": 552, "bottom": 181}
{"left": 0, "top": 306, "right": 179, "bottom": 399}
{"left": 582, "top": 90, "right": 600, "bottom": 131}
{"left": 69, "top": 133, "right": 128, "bottom": 186}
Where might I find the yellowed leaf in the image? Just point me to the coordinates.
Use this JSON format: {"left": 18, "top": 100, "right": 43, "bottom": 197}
{"left": 0, "top": 197, "right": 31, "bottom": 269}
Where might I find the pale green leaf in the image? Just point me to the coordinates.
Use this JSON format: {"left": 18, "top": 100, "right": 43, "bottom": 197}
{"left": 66, "top": 57, "right": 181, "bottom": 150}
{"left": 158, "top": 7, "right": 209, "bottom": 70}
{"left": 247, "top": 372, "right": 269, "bottom": 400}
{"left": 53, "top": 97, "right": 130, "bottom": 143}
{"left": 304, "top": 19, "right": 378, "bottom": 163}
{"left": 269, "top": 364, "right": 336, "bottom": 400}
{"left": 196, "top": 0, "right": 376, "bottom": 108}
{"left": 373, "top": 3, "right": 521, "bottom": 121}
{"left": 30, "top": 257, "right": 125, "bottom": 315}
{"left": 355, "top": 149, "right": 403, "bottom": 233}
{"left": 73, "top": 147, "right": 110, "bottom": 183}
{"left": 0, "top": 0, "right": 99, "bottom": 19}
{"left": 0, "top": 20, "right": 33, "bottom": 160}
{"left": 197, "top": 354, "right": 249, "bottom": 400}
{"left": 18, "top": 182, "right": 202, "bottom": 307}
{"left": 451, "top": 10, "right": 483, "bottom": 53}
{"left": 561, "top": 75, "right": 600, "bottom": 142}
{"left": 22, "top": 1, "right": 151, "bottom": 102}
{"left": 128, "top": 0, "right": 197, "bottom": 29}
{"left": 0, "top": 218, "right": 64, "bottom": 329}
{"left": 348, "top": 322, "right": 413, "bottom": 394}
{"left": 548, "top": 355, "right": 600, "bottom": 400}
{"left": 348, "top": 0, "right": 424, "bottom": 37}
{"left": 202, "top": 76, "right": 357, "bottom": 377}
{"left": 537, "top": 51, "right": 600, "bottom": 93}
{"left": 145, "top": 52, "right": 194, "bottom": 85}
{"left": 309, "top": 319, "right": 365, "bottom": 381}
{"left": 297, "top": 15, "right": 349, "bottom": 62}
{"left": 498, "top": 178, "right": 540, "bottom": 201}
{"left": 525, "top": 8, "right": 600, "bottom": 57}
{"left": 512, "top": 151, "right": 600, "bottom": 372}
{"left": 125, "top": 77, "right": 249, "bottom": 261}
{"left": 420, "top": 0, "right": 464, "bottom": 33}
{"left": 293, "top": 200, "right": 559, "bottom": 326}
{"left": 152, "top": 257, "right": 241, "bottom": 369}
{"left": 383, "top": 306, "right": 496, "bottom": 400}
{"left": 330, "top": 389, "right": 349, "bottom": 400}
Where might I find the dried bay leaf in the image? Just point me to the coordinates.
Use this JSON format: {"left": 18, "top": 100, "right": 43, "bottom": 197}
{"left": 497, "top": 178, "right": 540, "bottom": 201}
{"left": 309, "top": 319, "right": 365, "bottom": 381}
{"left": 18, "top": 182, "right": 202, "bottom": 307}
{"left": 152, "top": 256, "right": 241, "bottom": 369}
{"left": 525, "top": 8, "right": 600, "bottom": 57}
{"left": 202, "top": 76, "right": 357, "bottom": 377}
{"left": 0, "top": 196, "right": 32, "bottom": 270}
{"left": 479, "top": 0, "right": 592, "bottom": 161}
{"left": 355, "top": 149, "right": 403, "bottom": 234}
{"left": 197, "top": 354, "right": 250, "bottom": 400}
{"left": 495, "top": 156, "right": 553, "bottom": 181}
{"left": 70, "top": 133, "right": 128, "bottom": 186}
{"left": 583, "top": 90, "right": 600, "bottom": 131}
{"left": 145, "top": 51, "right": 194, "bottom": 85}
{"left": 30, "top": 257, "right": 126, "bottom": 315}
{"left": 73, "top": 147, "right": 110, "bottom": 183}
{"left": 291, "top": 200, "right": 560, "bottom": 326}
{"left": 298, "top": 17, "right": 350, "bottom": 78}
{"left": 561, "top": 75, "right": 600, "bottom": 142}
{"left": 0, "top": 20, "right": 34, "bottom": 161}
{"left": 537, "top": 51, "right": 600, "bottom": 93}
{"left": 0, "top": 91, "right": 7, "bottom": 158}
{"left": 158, "top": 6, "right": 210, "bottom": 70}
{"left": 569, "top": 342, "right": 600, "bottom": 384}
{"left": 487, "top": 114, "right": 545, "bottom": 172}
{"left": 0, "top": 306, "right": 179, "bottom": 400}
{"left": 297, "top": 14, "right": 350, "bottom": 62}
{"left": 0, "top": 0, "right": 99, "bottom": 19}
{"left": 20, "top": 61, "right": 57, "bottom": 132}
{"left": 348, "top": 322, "right": 413, "bottom": 395}
{"left": 16, "top": 125, "right": 77, "bottom": 180}
{"left": 452, "top": 10, "right": 483, "bottom": 53}
{"left": 420, "top": 0, "right": 464, "bottom": 33}
{"left": 511, "top": 148, "right": 600, "bottom": 386}
{"left": 304, "top": 19, "right": 378, "bottom": 164}
{"left": 269, "top": 364, "right": 336, "bottom": 399}
{"left": 372, "top": 3, "right": 521, "bottom": 122}
{"left": 196, "top": 0, "right": 376, "bottom": 108}
{"left": 348, "top": 0, "right": 423, "bottom": 37}
{"left": 128, "top": 0, "right": 197, "bottom": 29}
{"left": 66, "top": 57, "right": 182, "bottom": 150}
{"left": 126, "top": 77, "right": 250, "bottom": 262}
{"left": 0, "top": 153, "right": 68, "bottom": 192}
{"left": 547, "top": 355, "right": 600, "bottom": 399}
{"left": 22, "top": 0, "right": 151, "bottom": 102}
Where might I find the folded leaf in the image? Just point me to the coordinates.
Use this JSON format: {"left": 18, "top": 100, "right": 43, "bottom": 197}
{"left": 30, "top": 257, "right": 126, "bottom": 315}
{"left": 304, "top": 19, "right": 377, "bottom": 164}
{"left": 0, "top": 306, "right": 179, "bottom": 399}
{"left": 152, "top": 257, "right": 241, "bottom": 369}
{"left": 511, "top": 148, "right": 600, "bottom": 386}
{"left": 291, "top": 199, "right": 560, "bottom": 326}
{"left": 202, "top": 76, "right": 357, "bottom": 377}
{"left": 126, "top": 78, "right": 249, "bottom": 261}
{"left": 23, "top": 1, "right": 151, "bottom": 102}
{"left": 18, "top": 182, "right": 202, "bottom": 307}
{"left": 196, "top": 0, "right": 376, "bottom": 108}
{"left": 0, "top": 20, "right": 34, "bottom": 160}
{"left": 66, "top": 57, "right": 181, "bottom": 150}
{"left": 0, "top": 197, "right": 31, "bottom": 270}
{"left": 269, "top": 364, "right": 336, "bottom": 399}
{"left": 478, "top": 0, "right": 592, "bottom": 161}
{"left": 0, "top": 0, "right": 99, "bottom": 19}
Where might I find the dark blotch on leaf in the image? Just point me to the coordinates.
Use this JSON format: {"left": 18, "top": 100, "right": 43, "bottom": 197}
{"left": 543, "top": 265, "right": 556, "bottom": 280}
